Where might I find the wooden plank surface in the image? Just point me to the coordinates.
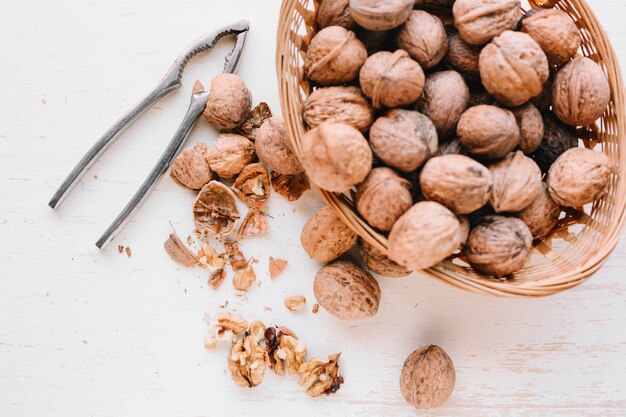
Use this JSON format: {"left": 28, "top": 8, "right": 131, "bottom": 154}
{"left": 1, "top": 1, "right": 625, "bottom": 416}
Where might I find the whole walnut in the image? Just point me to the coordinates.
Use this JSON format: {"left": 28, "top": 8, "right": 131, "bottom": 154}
{"left": 394, "top": 10, "right": 448, "bottom": 69}
{"left": 445, "top": 33, "right": 482, "bottom": 79}
{"left": 417, "top": 71, "right": 470, "bottom": 139}
{"left": 360, "top": 50, "right": 425, "bottom": 109}
{"left": 170, "top": 142, "right": 213, "bottom": 190}
{"left": 349, "top": 0, "right": 414, "bottom": 31}
{"left": 489, "top": 151, "right": 542, "bottom": 212}
{"left": 520, "top": 8, "right": 581, "bottom": 65}
{"left": 465, "top": 216, "right": 533, "bottom": 276}
{"left": 304, "top": 26, "right": 367, "bottom": 85}
{"left": 301, "top": 122, "right": 372, "bottom": 192}
{"left": 434, "top": 139, "right": 465, "bottom": 157}
{"left": 388, "top": 201, "right": 462, "bottom": 270}
{"left": 301, "top": 206, "right": 358, "bottom": 262}
{"left": 313, "top": 260, "right": 381, "bottom": 320}
{"left": 515, "top": 183, "right": 561, "bottom": 239}
{"left": 255, "top": 116, "right": 303, "bottom": 175}
{"left": 452, "top": 0, "right": 521, "bottom": 45}
{"left": 358, "top": 238, "right": 410, "bottom": 278}
{"left": 303, "top": 86, "right": 374, "bottom": 133}
{"left": 206, "top": 133, "right": 256, "bottom": 182}
{"left": 356, "top": 167, "right": 413, "bottom": 232}
{"left": 457, "top": 105, "right": 520, "bottom": 159}
{"left": 547, "top": 148, "right": 611, "bottom": 207}
{"left": 552, "top": 57, "right": 611, "bottom": 127}
{"left": 511, "top": 103, "right": 544, "bottom": 155}
{"left": 370, "top": 109, "right": 438, "bottom": 173}
{"left": 479, "top": 31, "right": 549, "bottom": 106}
{"left": 400, "top": 345, "right": 455, "bottom": 409}
{"left": 420, "top": 155, "right": 492, "bottom": 214}
{"left": 317, "top": 0, "right": 355, "bottom": 29}
{"left": 532, "top": 111, "right": 578, "bottom": 172}
{"left": 203, "top": 74, "right": 252, "bottom": 129}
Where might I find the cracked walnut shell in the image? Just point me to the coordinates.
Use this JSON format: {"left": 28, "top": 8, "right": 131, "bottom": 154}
{"left": 270, "top": 172, "right": 310, "bottom": 201}
{"left": 359, "top": 238, "right": 410, "bottom": 278}
{"left": 206, "top": 133, "right": 256, "bottom": 182}
{"left": 394, "top": 10, "right": 448, "bottom": 69}
{"left": 170, "top": 142, "right": 213, "bottom": 190}
{"left": 452, "top": 0, "right": 521, "bottom": 45}
{"left": 520, "top": 8, "right": 581, "bottom": 65}
{"left": 303, "top": 86, "right": 374, "bottom": 133}
{"left": 457, "top": 105, "right": 520, "bottom": 159}
{"left": 193, "top": 181, "right": 240, "bottom": 239}
{"left": 203, "top": 74, "right": 252, "bottom": 130}
{"left": 349, "top": 0, "right": 414, "bottom": 31}
{"left": 313, "top": 261, "right": 381, "bottom": 320}
{"left": 237, "top": 209, "right": 269, "bottom": 239}
{"left": 256, "top": 116, "right": 303, "bottom": 175}
{"left": 400, "top": 345, "right": 455, "bottom": 409}
{"left": 235, "top": 102, "right": 273, "bottom": 141}
{"left": 301, "top": 206, "right": 358, "bottom": 262}
{"left": 489, "top": 151, "right": 542, "bottom": 213}
{"left": 232, "top": 163, "right": 270, "bottom": 209}
{"left": 515, "top": 183, "right": 561, "bottom": 239}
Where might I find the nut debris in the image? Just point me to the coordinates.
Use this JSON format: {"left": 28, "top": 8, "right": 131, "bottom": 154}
{"left": 270, "top": 172, "right": 311, "bottom": 201}
{"left": 204, "top": 311, "right": 248, "bottom": 349}
{"left": 224, "top": 242, "right": 248, "bottom": 271}
{"left": 208, "top": 269, "right": 226, "bottom": 290}
{"left": 312, "top": 303, "right": 320, "bottom": 314}
{"left": 269, "top": 257, "right": 288, "bottom": 278}
{"left": 125, "top": 247, "right": 132, "bottom": 258}
{"left": 237, "top": 209, "right": 269, "bottom": 240}
{"left": 285, "top": 295, "right": 307, "bottom": 311}
{"left": 235, "top": 102, "right": 273, "bottom": 141}
{"left": 164, "top": 232, "right": 199, "bottom": 267}
{"left": 232, "top": 265, "right": 257, "bottom": 291}
{"left": 298, "top": 353, "right": 344, "bottom": 397}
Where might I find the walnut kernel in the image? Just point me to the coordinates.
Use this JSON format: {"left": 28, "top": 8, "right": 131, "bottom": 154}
{"left": 232, "top": 163, "right": 271, "bottom": 209}
{"left": 299, "top": 353, "right": 344, "bottom": 397}
{"left": 285, "top": 295, "right": 307, "bottom": 311}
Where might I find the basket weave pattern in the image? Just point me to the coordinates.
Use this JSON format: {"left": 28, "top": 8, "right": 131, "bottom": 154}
{"left": 276, "top": 0, "right": 626, "bottom": 297}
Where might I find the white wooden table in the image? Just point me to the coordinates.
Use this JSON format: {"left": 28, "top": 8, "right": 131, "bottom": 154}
{"left": 1, "top": 1, "right": 625, "bottom": 416}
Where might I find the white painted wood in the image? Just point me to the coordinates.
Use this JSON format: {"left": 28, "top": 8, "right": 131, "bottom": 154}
{"left": 1, "top": 1, "right": 626, "bottom": 416}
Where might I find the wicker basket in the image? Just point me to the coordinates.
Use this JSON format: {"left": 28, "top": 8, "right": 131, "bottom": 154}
{"left": 276, "top": 0, "right": 626, "bottom": 297}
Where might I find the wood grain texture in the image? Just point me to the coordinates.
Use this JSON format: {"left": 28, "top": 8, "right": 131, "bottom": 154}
{"left": 0, "top": 1, "right": 625, "bottom": 416}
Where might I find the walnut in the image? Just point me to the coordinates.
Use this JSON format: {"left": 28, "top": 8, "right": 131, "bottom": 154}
{"left": 228, "top": 334, "right": 266, "bottom": 387}
{"left": 457, "top": 215, "right": 470, "bottom": 249}
{"left": 269, "top": 257, "right": 288, "bottom": 278}
{"left": 205, "top": 311, "right": 248, "bottom": 349}
{"left": 400, "top": 345, "right": 455, "bottom": 409}
{"left": 301, "top": 122, "right": 372, "bottom": 192}
{"left": 515, "top": 183, "right": 561, "bottom": 239}
{"left": 359, "top": 238, "right": 410, "bottom": 278}
{"left": 304, "top": 26, "right": 367, "bottom": 85}
{"left": 355, "top": 167, "right": 413, "bottom": 232}
{"left": 552, "top": 57, "right": 611, "bottom": 127}
{"left": 547, "top": 148, "right": 611, "bottom": 207}
{"left": 520, "top": 8, "right": 581, "bottom": 65}
{"left": 349, "top": 0, "right": 414, "bottom": 31}
{"left": 465, "top": 215, "right": 532, "bottom": 276}
{"left": 457, "top": 105, "right": 520, "bottom": 159}
{"left": 232, "top": 265, "right": 257, "bottom": 291}
{"left": 270, "top": 172, "right": 311, "bottom": 201}
{"left": 170, "top": 142, "right": 213, "bottom": 190}
{"left": 237, "top": 209, "right": 269, "bottom": 239}
{"left": 300, "top": 206, "right": 358, "bottom": 262}
{"left": 434, "top": 139, "right": 464, "bottom": 157}
{"left": 206, "top": 133, "right": 256, "bottom": 182}
{"left": 479, "top": 30, "right": 549, "bottom": 106}
{"left": 232, "top": 163, "right": 270, "bottom": 209}
{"left": 417, "top": 71, "right": 470, "bottom": 140}
{"left": 193, "top": 181, "right": 240, "bottom": 239}
{"left": 235, "top": 102, "right": 273, "bottom": 141}
{"left": 414, "top": 0, "right": 456, "bottom": 13}
{"left": 303, "top": 86, "right": 374, "bottom": 133}
{"left": 317, "top": 0, "right": 355, "bottom": 29}
{"left": 284, "top": 295, "right": 307, "bottom": 311}
{"left": 452, "top": 0, "right": 521, "bottom": 45}
{"left": 313, "top": 261, "right": 381, "bottom": 320}
{"left": 265, "top": 327, "right": 307, "bottom": 376}
{"left": 256, "top": 116, "right": 303, "bottom": 175}
{"left": 532, "top": 111, "right": 578, "bottom": 172}
{"left": 298, "top": 353, "right": 344, "bottom": 397}
{"left": 489, "top": 151, "right": 542, "bottom": 212}
{"left": 445, "top": 33, "right": 482, "bottom": 79}
{"left": 203, "top": 74, "right": 252, "bottom": 129}
{"left": 420, "top": 155, "right": 492, "bottom": 214}
{"left": 388, "top": 201, "right": 462, "bottom": 270}
{"left": 163, "top": 231, "right": 199, "bottom": 267}
{"left": 359, "top": 50, "right": 425, "bottom": 109}
{"left": 394, "top": 10, "right": 448, "bottom": 69}
{"left": 511, "top": 103, "right": 544, "bottom": 155}
{"left": 369, "top": 109, "right": 437, "bottom": 173}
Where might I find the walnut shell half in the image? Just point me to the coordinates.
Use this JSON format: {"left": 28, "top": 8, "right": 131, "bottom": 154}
{"left": 232, "top": 163, "right": 271, "bottom": 209}
{"left": 193, "top": 181, "right": 240, "bottom": 239}
{"left": 301, "top": 206, "right": 358, "bottom": 262}
{"left": 170, "top": 142, "right": 213, "bottom": 190}
{"left": 400, "top": 345, "right": 455, "bottom": 409}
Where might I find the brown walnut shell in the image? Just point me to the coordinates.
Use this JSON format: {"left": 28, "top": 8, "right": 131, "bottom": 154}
{"left": 388, "top": 201, "right": 462, "bottom": 270}
{"left": 370, "top": 109, "right": 438, "bottom": 173}
{"left": 303, "top": 86, "right": 374, "bottom": 133}
{"left": 465, "top": 215, "right": 532, "bottom": 276}
{"left": 511, "top": 103, "right": 544, "bottom": 155}
{"left": 349, "top": 0, "right": 414, "bottom": 31}
{"left": 417, "top": 70, "right": 470, "bottom": 139}
{"left": 489, "top": 151, "right": 542, "bottom": 213}
{"left": 193, "top": 181, "right": 240, "bottom": 239}
{"left": 355, "top": 27, "right": 394, "bottom": 55}
{"left": 235, "top": 102, "right": 273, "bottom": 141}
{"left": 170, "top": 142, "right": 213, "bottom": 190}
{"left": 434, "top": 139, "right": 465, "bottom": 157}
{"left": 304, "top": 26, "right": 367, "bottom": 85}
{"left": 552, "top": 57, "right": 611, "bottom": 127}
{"left": 355, "top": 167, "right": 414, "bottom": 232}
{"left": 420, "top": 154, "right": 492, "bottom": 214}
{"left": 457, "top": 105, "right": 520, "bottom": 159}
{"left": 452, "top": 0, "right": 521, "bottom": 45}
{"left": 203, "top": 74, "right": 252, "bottom": 130}
{"left": 479, "top": 30, "right": 549, "bottom": 106}
{"left": 358, "top": 238, "right": 410, "bottom": 278}
{"left": 301, "top": 122, "right": 372, "bottom": 193}
{"left": 400, "top": 345, "right": 456, "bottom": 409}
{"left": 270, "top": 172, "right": 311, "bottom": 202}
{"left": 206, "top": 133, "right": 256, "bottom": 182}
{"left": 256, "top": 116, "right": 303, "bottom": 175}
{"left": 394, "top": 10, "right": 448, "bottom": 69}
{"left": 515, "top": 183, "right": 561, "bottom": 239}
{"left": 313, "top": 260, "right": 381, "bottom": 320}
{"left": 547, "top": 148, "right": 611, "bottom": 207}
{"left": 232, "top": 163, "right": 271, "bottom": 209}
{"left": 301, "top": 206, "right": 358, "bottom": 262}
{"left": 445, "top": 33, "right": 482, "bottom": 78}
{"left": 520, "top": 8, "right": 581, "bottom": 65}
{"left": 317, "top": 0, "right": 355, "bottom": 29}
{"left": 532, "top": 111, "right": 578, "bottom": 172}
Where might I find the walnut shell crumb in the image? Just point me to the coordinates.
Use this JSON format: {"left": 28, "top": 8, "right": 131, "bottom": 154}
{"left": 285, "top": 295, "right": 307, "bottom": 311}
{"left": 164, "top": 232, "right": 199, "bottom": 267}
{"left": 269, "top": 257, "right": 288, "bottom": 278}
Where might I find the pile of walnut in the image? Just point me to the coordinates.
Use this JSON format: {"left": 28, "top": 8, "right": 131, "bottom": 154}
{"left": 205, "top": 311, "right": 344, "bottom": 397}
{"left": 301, "top": 0, "right": 613, "bottom": 284}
